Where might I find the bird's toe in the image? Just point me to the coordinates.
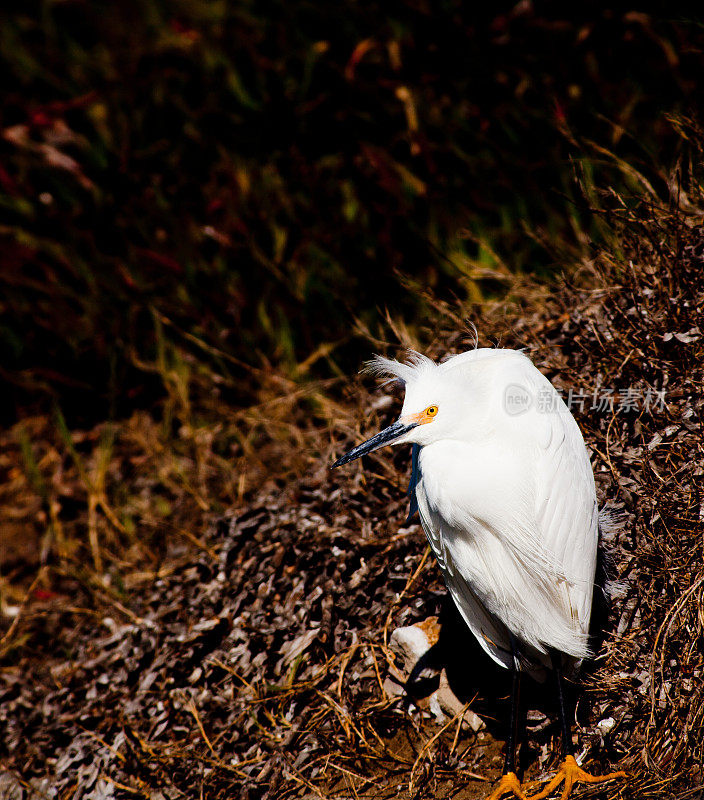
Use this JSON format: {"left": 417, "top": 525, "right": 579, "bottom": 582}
{"left": 485, "top": 771, "right": 533, "bottom": 800}
{"left": 526, "top": 755, "right": 627, "bottom": 800}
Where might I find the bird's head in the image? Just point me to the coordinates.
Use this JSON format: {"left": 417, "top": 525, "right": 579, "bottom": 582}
{"left": 331, "top": 350, "right": 468, "bottom": 467}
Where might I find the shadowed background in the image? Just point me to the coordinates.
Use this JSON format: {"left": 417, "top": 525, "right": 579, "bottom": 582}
{"left": 2, "top": 3, "right": 701, "bottom": 424}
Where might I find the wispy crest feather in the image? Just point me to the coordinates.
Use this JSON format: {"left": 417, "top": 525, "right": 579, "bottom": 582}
{"left": 363, "top": 350, "right": 435, "bottom": 385}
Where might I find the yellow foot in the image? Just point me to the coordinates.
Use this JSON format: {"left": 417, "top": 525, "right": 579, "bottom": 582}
{"left": 527, "top": 755, "right": 627, "bottom": 800}
{"left": 486, "top": 771, "right": 533, "bottom": 800}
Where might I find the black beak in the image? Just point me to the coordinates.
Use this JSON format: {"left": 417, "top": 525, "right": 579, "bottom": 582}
{"left": 331, "top": 420, "right": 418, "bottom": 468}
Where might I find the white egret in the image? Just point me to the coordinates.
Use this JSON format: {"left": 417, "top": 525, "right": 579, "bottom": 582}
{"left": 332, "top": 348, "right": 626, "bottom": 800}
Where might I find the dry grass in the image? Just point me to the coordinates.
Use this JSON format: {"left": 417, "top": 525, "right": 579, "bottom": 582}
{"left": 3, "top": 8, "right": 704, "bottom": 797}
{"left": 3, "top": 141, "right": 704, "bottom": 800}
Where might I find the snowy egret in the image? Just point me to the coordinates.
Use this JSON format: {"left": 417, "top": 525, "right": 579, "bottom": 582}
{"left": 332, "top": 348, "right": 626, "bottom": 800}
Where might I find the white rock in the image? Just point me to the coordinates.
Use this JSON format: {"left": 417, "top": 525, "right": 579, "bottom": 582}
{"left": 597, "top": 717, "right": 616, "bottom": 735}
{"left": 389, "top": 616, "right": 440, "bottom": 672}
{"left": 386, "top": 617, "right": 485, "bottom": 732}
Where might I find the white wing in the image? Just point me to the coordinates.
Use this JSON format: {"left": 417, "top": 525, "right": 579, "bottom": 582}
{"left": 530, "top": 371, "right": 599, "bottom": 640}
{"left": 416, "top": 491, "right": 514, "bottom": 670}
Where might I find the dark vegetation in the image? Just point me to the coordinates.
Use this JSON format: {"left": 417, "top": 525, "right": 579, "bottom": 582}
{"left": 2, "top": 3, "right": 702, "bottom": 420}
{"left": 1, "top": 3, "right": 704, "bottom": 799}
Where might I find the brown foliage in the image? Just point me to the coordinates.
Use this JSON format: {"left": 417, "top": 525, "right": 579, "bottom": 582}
{"left": 2, "top": 169, "right": 704, "bottom": 800}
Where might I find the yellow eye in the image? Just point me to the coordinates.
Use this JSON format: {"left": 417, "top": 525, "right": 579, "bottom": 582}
{"left": 425, "top": 405, "right": 438, "bottom": 418}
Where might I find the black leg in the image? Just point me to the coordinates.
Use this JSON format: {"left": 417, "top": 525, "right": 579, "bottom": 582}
{"left": 504, "top": 638, "right": 522, "bottom": 775}
{"left": 550, "top": 651, "right": 573, "bottom": 758}
{"left": 526, "top": 652, "right": 626, "bottom": 800}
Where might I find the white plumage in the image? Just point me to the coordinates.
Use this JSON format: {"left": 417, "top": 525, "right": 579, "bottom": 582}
{"left": 367, "top": 348, "right": 599, "bottom": 673}
{"left": 333, "top": 347, "right": 627, "bottom": 800}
